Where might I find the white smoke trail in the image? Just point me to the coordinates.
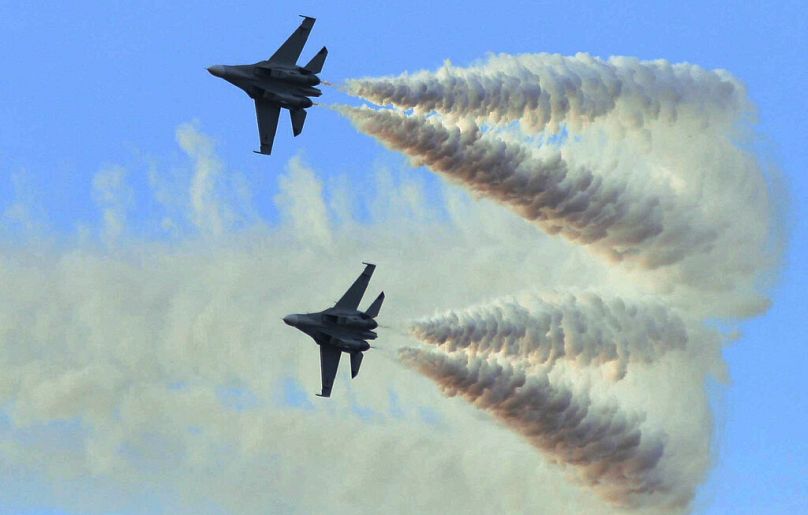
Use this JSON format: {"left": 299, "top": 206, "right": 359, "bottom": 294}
{"left": 410, "top": 292, "right": 689, "bottom": 381}
{"left": 346, "top": 53, "right": 747, "bottom": 134}
{"left": 336, "top": 106, "right": 717, "bottom": 270}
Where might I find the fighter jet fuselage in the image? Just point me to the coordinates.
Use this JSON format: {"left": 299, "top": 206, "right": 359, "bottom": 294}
{"left": 207, "top": 63, "right": 321, "bottom": 110}
{"left": 283, "top": 263, "right": 385, "bottom": 397}
{"left": 284, "top": 311, "right": 377, "bottom": 351}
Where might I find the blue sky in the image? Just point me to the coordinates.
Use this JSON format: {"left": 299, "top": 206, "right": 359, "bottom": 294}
{"left": 1, "top": 1, "right": 806, "bottom": 513}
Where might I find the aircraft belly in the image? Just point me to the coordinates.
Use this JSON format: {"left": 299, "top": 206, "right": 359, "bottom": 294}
{"left": 318, "top": 330, "right": 368, "bottom": 352}
{"left": 318, "top": 327, "right": 356, "bottom": 340}
{"left": 323, "top": 326, "right": 375, "bottom": 341}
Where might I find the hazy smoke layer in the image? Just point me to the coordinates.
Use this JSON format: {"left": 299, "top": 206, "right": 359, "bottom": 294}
{"left": 399, "top": 348, "right": 671, "bottom": 507}
{"left": 338, "top": 106, "right": 716, "bottom": 269}
{"left": 346, "top": 53, "right": 747, "bottom": 133}
{"left": 411, "top": 292, "right": 689, "bottom": 381}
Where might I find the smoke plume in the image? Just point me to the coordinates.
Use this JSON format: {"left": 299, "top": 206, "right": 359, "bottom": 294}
{"left": 340, "top": 52, "right": 777, "bottom": 317}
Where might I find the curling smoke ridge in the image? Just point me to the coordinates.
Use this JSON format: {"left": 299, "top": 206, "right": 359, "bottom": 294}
{"left": 399, "top": 347, "right": 673, "bottom": 507}
{"left": 346, "top": 53, "right": 747, "bottom": 133}
{"left": 410, "top": 292, "right": 689, "bottom": 381}
{"left": 337, "top": 105, "right": 718, "bottom": 269}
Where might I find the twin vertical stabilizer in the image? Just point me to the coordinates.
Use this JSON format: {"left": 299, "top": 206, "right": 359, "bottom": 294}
{"left": 364, "top": 292, "right": 385, "bottom": 318}
{"left": 304, "top": 47, "right": 328, "bottom": 74}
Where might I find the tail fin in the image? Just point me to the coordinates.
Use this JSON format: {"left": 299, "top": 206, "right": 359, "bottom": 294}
{"left": 364, "top": 292, "right": 384, "bottom": 318}
{"left": 290, "top": 108, "right": 307, "bottom": 136}
{"left": 304, "top": 46, "right": 328, "bottom": 74}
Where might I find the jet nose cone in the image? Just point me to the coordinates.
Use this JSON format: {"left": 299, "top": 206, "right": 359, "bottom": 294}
{"left": 282, "top": 315, "right": 294, "bottom": 326}
{"left": 207, "top": 65, "right": 226, "bottom": 78}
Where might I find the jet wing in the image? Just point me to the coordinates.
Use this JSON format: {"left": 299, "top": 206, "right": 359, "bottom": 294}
{"left": 254, "top": 100, "right": 280, "bottom": 155}
{"left": 318, "top": 344, "right": 341, "bottom": 398}
{"left": 334, "top": 262, "right": 375, "bottom": 311}
{"left": 265, "top": 16, "right": 315, "bottom": 66}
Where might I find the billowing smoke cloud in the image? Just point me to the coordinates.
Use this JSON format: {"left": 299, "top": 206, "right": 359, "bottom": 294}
{"left": 411, "top": 292, "right": 689, "bottom": 381}
{"left": 1, "top": 125, "right": 634, "bottom": 514}
{"left": 338, "top": 51, "right": 783, "bottom": 511}
{"left": 346, "top": 53, "right": 747, "bottom": 133}
{"left": 399, "top": 348, "right": 672, "bottom": 508}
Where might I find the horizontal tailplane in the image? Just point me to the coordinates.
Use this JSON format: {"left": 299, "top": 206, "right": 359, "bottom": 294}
{"left": 350, "top": 352, "right": 364, "bottom": 379}
{"left": 290, "top": 108, "right": 307, "bottom": 136}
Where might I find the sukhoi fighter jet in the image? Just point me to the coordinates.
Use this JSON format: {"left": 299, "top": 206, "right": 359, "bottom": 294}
{"left": 283, "top": 263, "right": 384, "bottom": 398}
{"left": 207, "top": 16, "right": 327, "bottom": 155}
